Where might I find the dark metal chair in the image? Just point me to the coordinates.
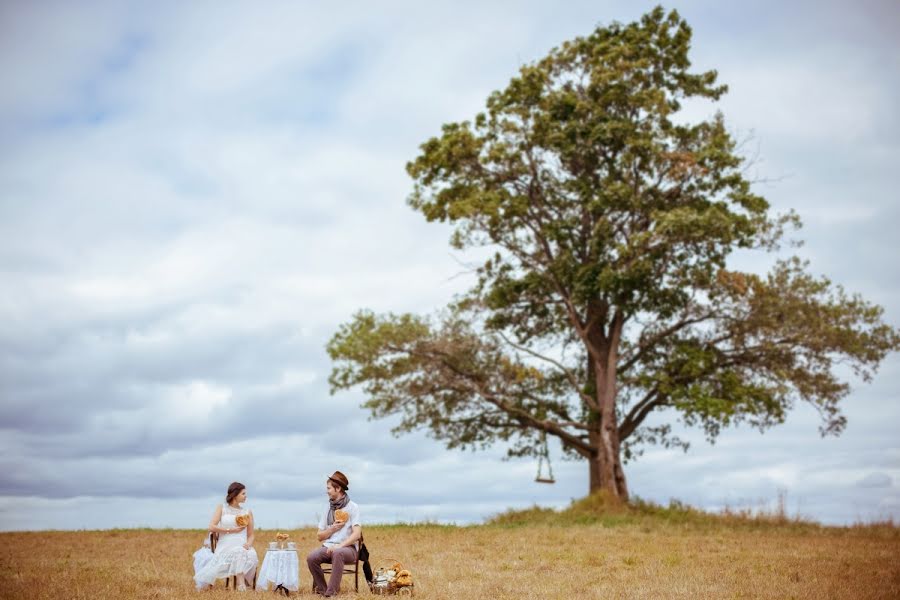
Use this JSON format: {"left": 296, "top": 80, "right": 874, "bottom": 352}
{"left": 313, "top": 534, "right": 363, "bottom": 593}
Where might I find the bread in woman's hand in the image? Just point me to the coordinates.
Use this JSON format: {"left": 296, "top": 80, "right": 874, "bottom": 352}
{"left": 235, "top": 514, "right": 250, "bottom": 527}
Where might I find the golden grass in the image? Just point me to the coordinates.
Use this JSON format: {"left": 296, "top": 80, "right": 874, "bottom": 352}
{"left": 1, "top": 504, "right": 898, "bottom": 599}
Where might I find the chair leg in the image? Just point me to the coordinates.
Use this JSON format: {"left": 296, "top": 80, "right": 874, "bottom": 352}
{"left": 316, "top": 564, "right": 361, "bottom": 594}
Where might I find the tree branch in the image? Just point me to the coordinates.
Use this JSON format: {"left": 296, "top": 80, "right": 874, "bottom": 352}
{"left": 497, "top": 331, "right": 599, "bottom": 410}
{"left": 618, "top": 387, "right": 662, "bottom": 440}
{"left": 620, "top": 311, "right": 716, "bottom": 373}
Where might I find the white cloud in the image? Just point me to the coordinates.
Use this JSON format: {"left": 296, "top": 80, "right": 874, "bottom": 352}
{"left": 1, "top": 0, "right": 899, "bottom": 530}
{"left": 857, "top": 472, "right": 892, "bottom": 489}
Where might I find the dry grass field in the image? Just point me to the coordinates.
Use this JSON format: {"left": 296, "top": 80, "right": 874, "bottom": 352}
{"left": 1, "top": 496, "right": 897, "bottom": 599}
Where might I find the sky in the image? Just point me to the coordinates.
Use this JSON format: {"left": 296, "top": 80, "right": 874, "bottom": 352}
{"left": 1, "top": 0, "right": 898, "bottom": 531}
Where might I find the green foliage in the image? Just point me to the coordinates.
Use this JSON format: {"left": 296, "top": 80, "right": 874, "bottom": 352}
{"left": 327, "top": 7, "right": 900, "bottom": 488}
{"left": 485, "top": 491, "right": 829, "bottom": 532}
{"left": 327, "top": 310, "right": 579, "bottom": 456}
{"left": 406, "top": 6, "right": 780, "bottom": 342}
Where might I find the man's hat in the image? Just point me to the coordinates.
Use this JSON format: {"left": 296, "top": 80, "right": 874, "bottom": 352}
{"left": 327, "top": 471, "right": 349, "bottom": 491}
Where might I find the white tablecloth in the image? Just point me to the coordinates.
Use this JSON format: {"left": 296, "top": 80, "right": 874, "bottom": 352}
{"left": 256, "top": 549, "right": 300, "bottom": 592}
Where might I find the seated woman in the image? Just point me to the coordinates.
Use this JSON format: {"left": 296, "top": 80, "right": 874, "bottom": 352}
{"left": 194, "top": 481, "right": 258, "bottom": 591}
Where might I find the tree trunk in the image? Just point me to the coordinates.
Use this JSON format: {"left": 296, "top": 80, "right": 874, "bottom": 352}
{"left": 588, "top": 421, "right": 628, "bottom": 499}
{"left": 587, "top": 315, "right": 629, "bottom": 500}
{"left": 588, "top": 445, "right": 627, "bottom": 498}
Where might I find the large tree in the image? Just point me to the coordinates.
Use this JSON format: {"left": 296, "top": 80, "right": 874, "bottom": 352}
{"left": 327, "top": 7, "right": 899, "bottom": 499}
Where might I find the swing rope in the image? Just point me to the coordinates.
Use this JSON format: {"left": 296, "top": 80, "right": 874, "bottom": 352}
{"left": 535, "top": 431, "right": 555, "bottom": 484}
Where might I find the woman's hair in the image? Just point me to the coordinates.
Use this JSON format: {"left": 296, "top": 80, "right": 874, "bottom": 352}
{"left": 225, "top": 482, "right": 245, "bottom": 504}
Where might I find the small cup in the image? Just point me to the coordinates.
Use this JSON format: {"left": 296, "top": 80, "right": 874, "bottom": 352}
{"left": 287, "top": 542, "right": 296, "bottom": 550}
{"left": 268, "top": 541, "right": 278, "bottom": 550}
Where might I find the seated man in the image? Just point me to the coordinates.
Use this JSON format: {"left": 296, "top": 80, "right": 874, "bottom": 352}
{"left": 306, "top": 470, "right": 362, "bottom": 597}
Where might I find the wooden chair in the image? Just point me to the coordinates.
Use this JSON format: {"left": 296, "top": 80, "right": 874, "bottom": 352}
{"left": 313, "top": 534, "right": 364, "bottom": 593}
{"left": 210, "top": 532, "right": 258, "bottom": 590}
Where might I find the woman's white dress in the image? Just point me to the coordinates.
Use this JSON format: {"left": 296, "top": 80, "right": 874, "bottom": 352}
{"left": 192, "top": 539, "right": 214, "bottom": 575}
{"left": 193, "top": 503, "right": 259, "bottom": 590}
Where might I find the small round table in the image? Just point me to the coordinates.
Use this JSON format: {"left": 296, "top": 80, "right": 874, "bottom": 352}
{"left": 256, "top": 549, "right": 300, "bottom": 593}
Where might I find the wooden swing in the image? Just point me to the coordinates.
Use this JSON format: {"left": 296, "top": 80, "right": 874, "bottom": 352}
{"left": 535, "top": 432, "right": 555, "bottom": 484}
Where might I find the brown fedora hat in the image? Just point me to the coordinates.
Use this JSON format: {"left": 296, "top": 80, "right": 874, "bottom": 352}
{"left": 327, "top": 470, "right": 349, "bottom": 491}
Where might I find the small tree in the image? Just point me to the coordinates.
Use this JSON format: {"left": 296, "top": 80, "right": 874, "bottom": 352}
{"left": 327, "top": 7, "right": 899, "bottom": 499}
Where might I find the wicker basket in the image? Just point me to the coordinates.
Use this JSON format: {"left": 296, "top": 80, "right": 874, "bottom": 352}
{"left": 370, "top": 559, "right": 415, "bottom": 596}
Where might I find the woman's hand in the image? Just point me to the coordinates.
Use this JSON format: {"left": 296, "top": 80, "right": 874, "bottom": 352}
{"left": 243, "top": 542, "right": 252, "bottom": 550}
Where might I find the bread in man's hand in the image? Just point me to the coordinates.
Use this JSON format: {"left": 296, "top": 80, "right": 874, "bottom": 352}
{"left": 334, "top": 509, "right": 349, "bottom": 523}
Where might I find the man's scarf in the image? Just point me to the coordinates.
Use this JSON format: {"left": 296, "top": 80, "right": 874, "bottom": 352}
{"left": 326, "top": 493, "right": 350, "bottom": 526}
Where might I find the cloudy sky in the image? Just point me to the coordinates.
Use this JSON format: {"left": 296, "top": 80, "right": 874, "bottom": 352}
{"left": 1, "top": 0, "right": 898, "bottom": 531}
